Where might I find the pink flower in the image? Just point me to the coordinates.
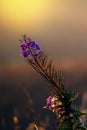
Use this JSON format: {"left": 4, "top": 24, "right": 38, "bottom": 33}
{"left": 43, "top": 96, "right": 62, "bottom": 112}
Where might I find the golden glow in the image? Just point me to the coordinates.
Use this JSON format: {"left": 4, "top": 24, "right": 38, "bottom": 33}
{"left": 0, "top": 0, "right": 62, "bottom": 30}
{"left": 13, "top": 116, "right": 18, "bottom": 124}
{"left": 0, "top": 0, "right": 45, "bottom": 28}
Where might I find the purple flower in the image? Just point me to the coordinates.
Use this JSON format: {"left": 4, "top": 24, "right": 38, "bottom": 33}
{"left": 30, "top": 41, "right": 40, "bottom": 50}
{"left": 43, "top": 104, "right": 52, "bottom": 110}
{"left": 21, "top": 43, "right": 28, "bottom": 50}
{"left": 20, "top": 43, "right": 30, "bottom": 57}
{"left": 20, "top": 39, "right": 40, "bottom": 57}
{"left": 22, "top": 50, "right": 30, "bottom": 57}
{"left": 47, "top": 96, "right": 52, "bottom": 104}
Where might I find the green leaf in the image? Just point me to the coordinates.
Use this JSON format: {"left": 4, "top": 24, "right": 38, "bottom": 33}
{"left": 76, "top": 126, "right": 87, "bottom": 130}
{"left": 70, "top": 93, "right": 79, "bottom": 103}
{"left": 74, "top": 110, "right": 87, "bottom": 117}
{"left": 74, "top": 122, "right": 82, "bottom": 130}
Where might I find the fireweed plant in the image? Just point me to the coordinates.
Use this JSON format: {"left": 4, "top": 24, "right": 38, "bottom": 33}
{"left": 20, "top": 35, "right": 87, "bottom": 130}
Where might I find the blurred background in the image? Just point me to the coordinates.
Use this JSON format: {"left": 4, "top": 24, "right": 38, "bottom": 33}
{"left": 0, "top": 0, "right": 87, "bottom": 129}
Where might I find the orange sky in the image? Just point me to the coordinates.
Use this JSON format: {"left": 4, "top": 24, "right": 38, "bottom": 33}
{"left": 0, "top": 0, "right": 87, "bottom": 62}
{"left": 0, "top": 0, "right": 87, "bottom": 92}
{"left": 0, "top": 0, "right": 87, "bottom": 64}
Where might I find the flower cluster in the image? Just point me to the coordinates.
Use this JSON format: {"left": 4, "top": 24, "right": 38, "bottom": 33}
{"left": 43, "top": 96, "right": 67, "bottom": 124}
{"left": 43, "top": 96, "right": 63, "bottom": 112}
{"left": 20, "top": 38, "right": 40, "bottom": 57}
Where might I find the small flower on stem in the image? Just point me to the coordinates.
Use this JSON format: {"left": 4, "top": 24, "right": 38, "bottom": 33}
{"left": 20, "top": 43, "right": 30, "bottom": 57}
{"left": 20, "top": 37, "right": 40, "bottom": 57}
{"left": 43, "top": 96, "right": 62, "bottom": 112}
